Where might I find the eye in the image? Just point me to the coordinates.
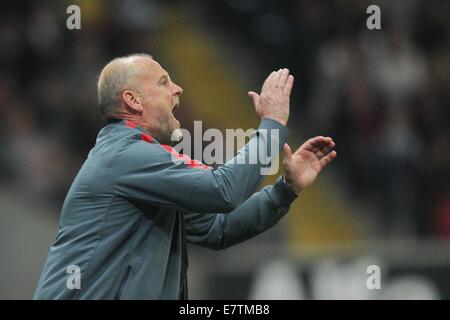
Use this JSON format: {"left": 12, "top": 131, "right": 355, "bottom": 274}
{"left": 159, "top": 77, "right": 170, "bottom": 86}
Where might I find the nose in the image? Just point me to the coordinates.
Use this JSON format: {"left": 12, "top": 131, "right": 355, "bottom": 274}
{"left": 172, "top": 82, "right": 183, "bottom": 96}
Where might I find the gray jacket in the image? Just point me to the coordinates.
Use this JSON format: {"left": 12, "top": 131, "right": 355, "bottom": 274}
{"left": 34, "top": 118, "right": 297, "bottom": 299}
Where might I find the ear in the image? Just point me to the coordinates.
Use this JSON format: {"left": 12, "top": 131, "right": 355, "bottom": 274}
{"left": 122, "top": 90, "right": 144, "bottom": 113}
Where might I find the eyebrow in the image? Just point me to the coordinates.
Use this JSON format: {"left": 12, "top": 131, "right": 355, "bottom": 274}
{"left": 158, "top": 74, "right": 170, "bottom": 84}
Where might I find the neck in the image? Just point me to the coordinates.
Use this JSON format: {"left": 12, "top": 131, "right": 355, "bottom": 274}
{"left": 113, "top": 112, "right": 141, "bottom": 128}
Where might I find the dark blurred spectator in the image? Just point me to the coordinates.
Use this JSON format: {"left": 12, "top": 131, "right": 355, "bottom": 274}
{"left": 206, "top": 0, "right": 449, "bottom": 238}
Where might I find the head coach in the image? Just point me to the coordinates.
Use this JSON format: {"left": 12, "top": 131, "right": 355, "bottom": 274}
{"left": 34, "top": 54, "right": 336, "bottom": 299}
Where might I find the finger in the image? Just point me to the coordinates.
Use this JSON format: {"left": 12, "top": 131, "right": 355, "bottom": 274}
{"left": 303, "top": 142, "right": 335, "bottom": 156}
{"left": 317, "top": 138, "right": 335, "bottom": 154}
{"left": 282, "top": 143, "right": 293, "bottom": 161}
{"left": 270, "top": 69, "right": 283, "bottom": 89}
{"left": 262, "top": 71, "right": 276, "bottom": 91}
{"left": 300, "top": 136, "right": 328, "bottom": 153}
{"left": 261, "top": 71, "right": 274, "bottom": 90}
{"left": 309, "top": 136, "right": 334, "bottom": 151}
{"left": 316, "top": 147, "right": 333, "bottom": 159}
{"left": 273, "top": 69, "right": 283, "bottom": 84}
{"left": 278, "top": 68, "right": 289, "bottom": 88}
{"left": 298, "top": 136, "right": 335, "bottom": 154}
{"left": 321, "top": 146, "right": 331, "bottom": 156}
{"left": 322, "top": 139, "right": 335, "bottom": 152}
{"left": 248, "top": 91, "right": 260, "bottom": 106}
{"left": 319, "top": 150, "right": 337, "bottom": 168}
{"left": 283, "top": 75, "right": 294, "bottom": 96}
{"left": 263, "top": 70, "right": 280, "bottom": 92}
{"left": 315, "top": 149, "right": 325, "bottom": 159}
{"left": 317, "top": 141, "right": 337, "bottom": 159}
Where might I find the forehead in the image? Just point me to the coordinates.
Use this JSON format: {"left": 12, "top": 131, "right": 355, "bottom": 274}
{"left": 135, "top": 57, "right": 168, "bottom": 79}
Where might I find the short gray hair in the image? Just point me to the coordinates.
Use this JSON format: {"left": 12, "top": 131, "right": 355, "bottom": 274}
{"left": 97, "top": 53, "right": 153, "bottom": 121}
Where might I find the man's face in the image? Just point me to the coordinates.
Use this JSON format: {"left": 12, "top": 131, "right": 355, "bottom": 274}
{"left": 134, "top": 58, "right": 184, "bottom": 145}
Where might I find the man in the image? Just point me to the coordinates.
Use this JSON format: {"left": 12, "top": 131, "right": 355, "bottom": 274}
{"left": 34, "top": 54, "right": 336, "bottom": 299}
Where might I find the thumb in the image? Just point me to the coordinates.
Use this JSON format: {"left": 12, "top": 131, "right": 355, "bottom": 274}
{"left": 282, "top": 143, "right": 293, "bottom": 161}
{"left": 248, "top": 91, "right": 260, "bottom": 106}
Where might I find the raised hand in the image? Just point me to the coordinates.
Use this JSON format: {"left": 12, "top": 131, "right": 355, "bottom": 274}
{"left": 248, "top": 68, "right": 294, "bottom": 126}
{"left": 282, "top": 137, "right": 337, "bottom": 194}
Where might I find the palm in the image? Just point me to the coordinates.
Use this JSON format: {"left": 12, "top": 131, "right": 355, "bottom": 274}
{"left": 295, "top": 149, "right": 323, "bottom": 185}
{"left": 283, "top": 137, "right": 337, "bottom": 193}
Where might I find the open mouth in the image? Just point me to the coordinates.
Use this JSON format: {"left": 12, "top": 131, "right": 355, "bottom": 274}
{"left": 172, "top": 103, "right": 179, "bottom": 115}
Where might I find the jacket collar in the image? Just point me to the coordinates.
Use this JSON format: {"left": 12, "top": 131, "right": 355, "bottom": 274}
{"left": 108, "top": 118, "right": 158, "bottom": 144}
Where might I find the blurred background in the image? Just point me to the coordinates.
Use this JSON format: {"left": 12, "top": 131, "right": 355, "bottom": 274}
{"left": 0, "top": 0, "right": 449, "bottom": 299}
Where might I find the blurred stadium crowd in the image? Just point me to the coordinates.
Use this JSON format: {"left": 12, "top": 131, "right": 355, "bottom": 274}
{"left": 0, "top": 0, "right": 160, "bottom": 203}
{"left": 0, "top": 0, "right": 448, "bottom": 241}
{"left": 207, "top": 0, "right": 449, "bottom": 238}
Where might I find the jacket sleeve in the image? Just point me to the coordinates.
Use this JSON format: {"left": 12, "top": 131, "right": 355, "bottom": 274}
{"left": 114, "top": 119, "right": 288, "bottom": 213}
{"left": 184, "top": 176, "right": 298, "bottom": 250}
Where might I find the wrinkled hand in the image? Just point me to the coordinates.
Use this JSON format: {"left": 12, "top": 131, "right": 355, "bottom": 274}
{"left": 248, "top": 68, "right": 294, "bottom": 126}
{"left": 282, "top": 137, "right": 337, "bottom": 194}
